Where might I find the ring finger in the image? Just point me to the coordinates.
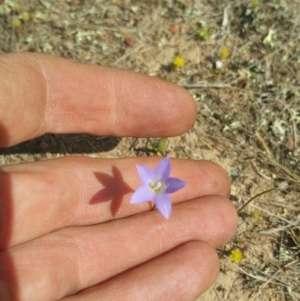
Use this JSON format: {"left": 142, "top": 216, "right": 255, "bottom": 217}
{"left": 0, "top": 195, "right": 237, "bottom": 301}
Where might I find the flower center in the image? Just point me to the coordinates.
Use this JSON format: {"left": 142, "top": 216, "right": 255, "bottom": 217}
{"left": 149, "top": 179, "right": 166, "bottom": 194}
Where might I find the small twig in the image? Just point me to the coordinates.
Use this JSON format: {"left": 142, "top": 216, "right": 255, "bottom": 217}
{"left": 128, "top": 138, "right": 138, "bottom": 151}
{"left": 270, "top": 159, "right": 300, "bottom": 183}
{"left": 259, "top": 219, "right": 300, "bottom": 235}
{"left": 222, "top": 3, "right": 231, "bottom": 29}
{"left": 250, "top": 268, "right": 283, "bottom": 300}
{"left": 250, "top": 160, "right": 273, "bottom": 181}
{"left": 213, "top": 287, "right": 222, "bottom": 301}
{"left": 290, "top": 228, "right": 300, "bottom": 246}
{"left": 249, "top": 203, "right": 296, "bottom": 225}
{"left": 113, "top": 44, "right": 148, "bottom": 66}
{"left": 234, "top": 264, "right": 282, "bottom": 287}
{"left": 179, "top": 82, "right": 231, "bottom": 89}
{"left": 255, "top": 131, "right": 274, "bottom": 159}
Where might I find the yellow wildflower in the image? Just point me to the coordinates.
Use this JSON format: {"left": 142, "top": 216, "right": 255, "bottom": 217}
{"left": 173, "top": 56, "right": 185, "bottom": 68}
{"left": 12, "top": 18, "right": 21, "bottom": 28}
{"left": 13, "top": 3, "right": 21, "bottom": 13}
{"left": 21, "top": 12, "right": 30, "bottom": 22}
{"left": 252, "top": 211, "right": 260, "bottom": 219}
{"left": 230, "top": 248, "right": 245, "bottom": 264}
{"left": 220, "top": 47, "right": 230, "bottom": 59}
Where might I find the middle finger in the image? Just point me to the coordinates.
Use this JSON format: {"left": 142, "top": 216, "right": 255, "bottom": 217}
{"left": 0, "top": 156, "right": 230, "bottom": 248}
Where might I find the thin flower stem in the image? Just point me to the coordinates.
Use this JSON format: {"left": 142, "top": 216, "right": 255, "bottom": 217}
{"left": 237, "top": 188, "right": 277, "bottom": 213}
{"left": 237, "top": 185, "right": 300, "bottom": 213}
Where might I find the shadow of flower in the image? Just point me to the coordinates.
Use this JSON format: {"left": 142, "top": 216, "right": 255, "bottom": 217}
{"left": 90, "top": 166, "right": 133, "bottom": 217}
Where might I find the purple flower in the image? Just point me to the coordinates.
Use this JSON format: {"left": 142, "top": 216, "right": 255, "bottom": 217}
{"left": 130, "top": 157, "right": 186, "bottom": 219}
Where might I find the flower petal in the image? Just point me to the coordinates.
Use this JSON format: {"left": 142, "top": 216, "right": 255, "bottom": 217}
{"left": 165, "top": 177, "right": 187, "bottom": 193}
{"left": 154, "top": 193, "right": 172, "bottom": 219}
{"left": 130, "top": 185, "right": 154, "bottom": 204}
{"left": 154, "top": 156, "right": 170, "bottom": 181}
{"left": 136, "top": 165, "right": 154, "bottom": 185}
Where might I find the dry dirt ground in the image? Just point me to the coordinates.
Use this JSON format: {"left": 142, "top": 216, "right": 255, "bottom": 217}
{"left": 1, "top": 0, "right": 300, "bottom": 300}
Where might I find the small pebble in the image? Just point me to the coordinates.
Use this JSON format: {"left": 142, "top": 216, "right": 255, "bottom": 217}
{"left": 124, "top": 37, "right": 133, "bottom": 46}
{"left": 285, "top": 136, "right": 294, "bottom": 150}
{"left": 169, "top": 25, "right": 177, "bottom": 34}
{"left": 215, "top": 60, "right": 223, "bottom": 69}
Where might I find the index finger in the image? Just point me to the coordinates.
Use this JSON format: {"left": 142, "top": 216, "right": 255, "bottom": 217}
{"left": 0, "top": 53, "right": 197, "bottom": 147}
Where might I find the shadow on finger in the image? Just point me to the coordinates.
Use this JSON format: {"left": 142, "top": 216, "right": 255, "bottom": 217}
{"left": 0, "top": 122, "right": 18, "bottom": 300}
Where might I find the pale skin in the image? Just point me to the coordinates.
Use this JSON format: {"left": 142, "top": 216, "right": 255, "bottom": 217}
{"left": 0, "top": 52, "right": 238, "bottom": 301}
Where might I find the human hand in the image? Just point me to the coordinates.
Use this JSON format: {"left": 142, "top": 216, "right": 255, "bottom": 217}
{"left": 0, "top": 53, "right": 237, "bottom": 301}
